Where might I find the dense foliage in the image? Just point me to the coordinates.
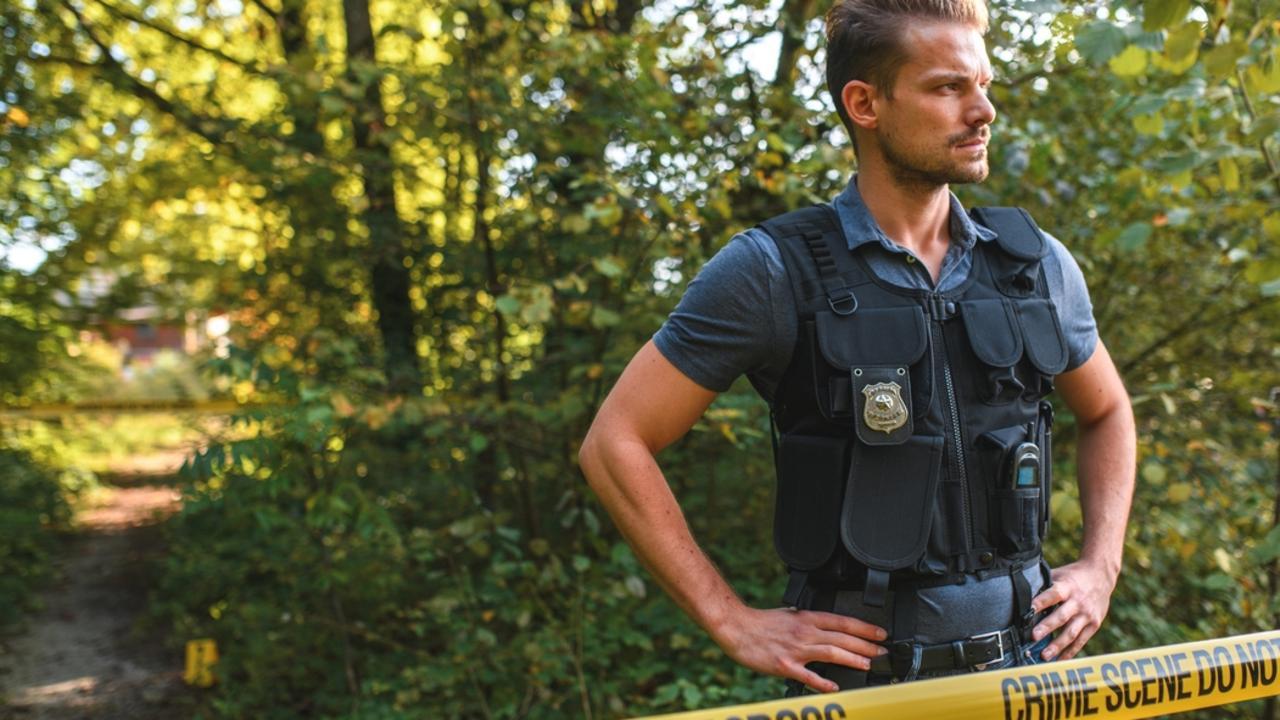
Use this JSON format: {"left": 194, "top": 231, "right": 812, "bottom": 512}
{"left": 0, "top": 447, "right": 74, "bottom": 630}
{"left": 3, "top": 0, "right": 1279, "bottom": 717}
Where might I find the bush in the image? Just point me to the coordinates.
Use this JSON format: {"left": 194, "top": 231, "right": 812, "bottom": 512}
{"left": 0, "top": 446, "right": 75, "bottom": 629}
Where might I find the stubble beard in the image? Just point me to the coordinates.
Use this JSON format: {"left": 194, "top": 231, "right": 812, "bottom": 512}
{"left": 877, "top": 127, "right": 990, "bottom": 192}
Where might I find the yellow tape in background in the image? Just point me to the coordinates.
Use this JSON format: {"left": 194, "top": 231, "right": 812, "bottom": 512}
{"left": 635, "top": 630, "right": 1280, "bottom": 720}
{"left": 0, "top": 399, "right": 259, "bottom": 419}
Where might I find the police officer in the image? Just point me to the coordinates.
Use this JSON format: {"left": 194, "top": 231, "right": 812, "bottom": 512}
{"left": 578, "top": 0, "right": 1136, "bottom": 694}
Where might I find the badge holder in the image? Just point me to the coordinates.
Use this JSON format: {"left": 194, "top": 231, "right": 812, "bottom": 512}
{"left": 851, "top": 366, "right": 913, "bottom": 446}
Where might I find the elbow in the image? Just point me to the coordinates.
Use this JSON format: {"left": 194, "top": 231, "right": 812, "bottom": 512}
{"left": 577, "top": 426, "right": 605, "bottom": 494}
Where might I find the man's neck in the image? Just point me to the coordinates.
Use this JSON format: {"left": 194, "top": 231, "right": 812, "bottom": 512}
{"left": 854, "top": 164, "right": 953, "bottom": 257}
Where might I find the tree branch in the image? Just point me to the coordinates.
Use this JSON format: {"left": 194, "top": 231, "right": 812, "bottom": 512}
{"left": 1233, "top": 67, "right": 1280, "bottom": 198}
{"left": 56, "top": 0, "right": 338, "bottom": 168}
{"left": 59, "top": 0, "right": 231, "bottom": 147}
{"left": 1119, "top": 290, "right": 1277, "bottom": 376}
{"left": 91, "top": 0, "right": 269, "bottom": 76}
{"left": 247, "top": 0, "right": 281, "bottom": 20}
{"left": 1000, "top": 63, "right": 1078, "bottom": 88}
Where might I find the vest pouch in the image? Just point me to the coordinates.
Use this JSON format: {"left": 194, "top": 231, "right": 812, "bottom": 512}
{"left": 979, "top": 425, "right": 1042, "bottom": 557}
{"left": 995, "top": 487, "right": 1041, "bottom": 555}
{"left": 774, "top": 433, "right": 848, "bottom": 571}
{"left": 840, "top": 434, "right": 944, "bottom": 570}
{"left": 1015, "top": 299, "right": 1069, "bottom": 400}
{"left": 958, "top": 298, "right": 1025, "bottom": 404}
{"left": 814, "top": 306, "right": 930, "bottom": 426}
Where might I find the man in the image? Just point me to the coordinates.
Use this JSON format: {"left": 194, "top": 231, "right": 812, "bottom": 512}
{"left": 578, "top": 0, "right": 1135, "bottom": 694}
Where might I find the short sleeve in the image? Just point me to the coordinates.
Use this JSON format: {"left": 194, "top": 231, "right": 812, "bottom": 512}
{"left": 1041, "top": 232, "right": 1099, "bottom": 372}
{"left": 652, "top": 231, "right": 784, "bottom": 393}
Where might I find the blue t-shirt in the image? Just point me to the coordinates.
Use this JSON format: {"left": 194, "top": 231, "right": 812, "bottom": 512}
{"left": 652, "top": 176, "right": 1100, "bottom": 643}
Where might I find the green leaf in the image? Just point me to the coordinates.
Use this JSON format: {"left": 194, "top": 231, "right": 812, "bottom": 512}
{"left": 562, "top": 214, "right": 590, "bottom": 234}
{"left": 1166, "top": 482, "right": 1192, "bottom": 503}
{"left": 1162, "top": 22, "right": 1202, "bottom": 73}
{"left": 1204, "top": 40, "right": 1247, "bottom": 78}
{"left": 1143, "top": 0, "right": 1190, "bottom": 31}
{"left": 494, "top": 295, "right": 520, "bottom": 316}
{"left": 1245, "top": 113, "right": 1280, "bottom": 145}
{"left": 592, "top": 256, "right": 624, "bottom": 278}
{"left": 1133, "top": 114, "right": 1164, "bottom": 135}
{"left": 1251, "top": 526, "right": 1280, "bottom": 564}
{"left": 519, "top": 288, "right": 553, "bottom": 324}
{"left": 1129, "top": 95, "right": 1167, "bottom": 116}
{"left": 1245, "top": 259, "right": 1280, "bottom": 284}
{"left": 1244, "top": 49, "right": 1280, "bottom": 93}
{"left": 1155, "top": 151, "right": 1200, "bottom": 174}
{"left": 1109, "top": 45, "right": 1150, "bottom": 77}
{"left": 1141, "top": 462, "right": 1168, "bottom": 484}
{"left": 1217, "top": 158, "right": 1240, "bottom": 192}
{"left": 590, "top": 306, "right": 621, "bottom": 328}
{"left": 1116, "top": 222, "right": 1153, "bottom": 252}
{"left": 1075, "top": 22, "right": 1128, "bottom": 65}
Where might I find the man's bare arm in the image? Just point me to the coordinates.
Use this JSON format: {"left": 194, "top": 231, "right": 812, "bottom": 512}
{"left": 1030, "top": 340, "right": 1136, "bottom": 660}
{"left": 579, "top": 340, "right": 887, "bottom": 692}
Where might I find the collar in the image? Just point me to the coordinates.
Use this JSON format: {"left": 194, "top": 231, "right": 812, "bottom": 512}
{"left": 832, "top": 175, "right": 998, "bottom": 254}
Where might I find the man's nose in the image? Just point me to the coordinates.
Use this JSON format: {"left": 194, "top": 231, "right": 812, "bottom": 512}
{"left": 968, "top": 90, "right": 996, "bottom": 127}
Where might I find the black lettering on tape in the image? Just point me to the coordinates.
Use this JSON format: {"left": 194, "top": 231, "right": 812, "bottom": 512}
{"left": 1062, "top": 669, "right": 1082, "bottom": 718}
{"left": 777, "top": 710, "right": 799, "bottom": 720}
{"left": 823, "top": 702, "right": 846, "bottom": 720}
{"left": 1168, "top": 651, "right": 1192, "bottom": 701}
{"left": 1045, "top": 670, "right": 1066, "bottom": 719}
{"left": 1157, "top": 650, "right": 1172, "bottom": 702}
{"left": 1102, "top": 663, "right": 1123, "bottom": 712}
{"left": 1237, "top": 643, "right": 1262, "bottom": 690}
{"left": 1258, "top": 638, "right": 1279, "bottom": 686}
{"left": 799, "top": 706, "right": 822, "bottom": 720}
{"left": 1076, "top": 667, "right": 1100, "bottom": 716}
{"left": 1118, "top": 660, "right": 1141, "bottom": 709}
{"left": 1193, "top": 649, "right": 1214, "bottom": 695}
{"left": 1022, "top": 675, "right": 1045, "bottom": 720}
{"left": 1003, "top": 677, "right": 1023, "bottom": 720}
{"left": 1135, "top": 657, "right": 1157, "bottom": 706}
{"left": 1213, "top": 646, "right": 1235, "bottom": 693}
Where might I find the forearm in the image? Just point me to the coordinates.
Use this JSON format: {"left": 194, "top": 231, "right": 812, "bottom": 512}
{"left": 1072, "top": 398, "right": 1136, "bottom": 584}
{"left": 579, "top": 433, "right": 742, "bottom": 639}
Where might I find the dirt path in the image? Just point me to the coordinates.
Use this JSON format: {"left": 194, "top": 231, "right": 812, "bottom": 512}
{"left": 0, "top": 454, "right": 194, "bottom": 719}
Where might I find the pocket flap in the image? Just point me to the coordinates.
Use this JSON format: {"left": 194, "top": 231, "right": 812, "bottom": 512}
{"left": 774, "top": 434, "right": 848, "bottom": 571}
{"left": 1015, "top": 299, "right": 1069, "bottom": 375}
{"left": 959, "top": 299, "right": 1023, "bottom": 368}
{"left": 815, "top": 306, "right": 928, "bottom": 369}
{"left": 840, "top": 435, "right": 944, "bottom": 570}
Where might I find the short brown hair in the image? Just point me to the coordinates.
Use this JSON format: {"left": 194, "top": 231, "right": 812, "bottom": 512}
{"left": 825, "top": 0, "right": 989, "bottom": 142}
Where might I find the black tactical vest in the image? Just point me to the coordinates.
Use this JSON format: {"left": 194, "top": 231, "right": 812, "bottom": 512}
{"left": 759, "top": 204, "right": 1066, "bottom": 623}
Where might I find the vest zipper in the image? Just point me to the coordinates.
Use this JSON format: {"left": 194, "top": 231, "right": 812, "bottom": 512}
{"left": 930, "top": 294, "right": 974, "bottom": 551}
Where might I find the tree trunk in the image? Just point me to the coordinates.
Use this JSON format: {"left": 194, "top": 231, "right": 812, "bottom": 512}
{"left": 773, "top": 0, "right": 818, "bottom": 90}
{"left": 342, "top": 0, "right": 422, "bottom": 394}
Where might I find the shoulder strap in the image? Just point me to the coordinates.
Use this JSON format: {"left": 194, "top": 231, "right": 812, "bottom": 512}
{"left": 757, "top": 204, "right": 862, "bottom": 316}
{"left": 969, "top": 206, "right": 1048, "bottom": 261}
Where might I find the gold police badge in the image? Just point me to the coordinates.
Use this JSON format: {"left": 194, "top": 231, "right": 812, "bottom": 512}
{"left": 862, "top": 381, "right": 908, "bottom": 433}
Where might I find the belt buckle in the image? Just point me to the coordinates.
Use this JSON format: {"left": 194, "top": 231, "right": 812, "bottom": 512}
{"left": 968, "top": 629, "right": 1007, "bottom": 670}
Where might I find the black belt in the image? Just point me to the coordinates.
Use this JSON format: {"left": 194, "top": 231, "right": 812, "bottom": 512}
{"left": 868, "top": 626, "right": 1019, "bottom": 677}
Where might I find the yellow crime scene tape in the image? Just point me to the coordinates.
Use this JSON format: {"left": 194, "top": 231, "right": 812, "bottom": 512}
{"left": 0, "top": 399, "right": 261, "bottom": 419}
{"left": 635, "top": 630, "right": 1280, "bottom": 720}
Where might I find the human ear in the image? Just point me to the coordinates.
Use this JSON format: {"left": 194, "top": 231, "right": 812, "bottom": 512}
{"left": 841, "top": 80, "right": 878, "bottom": 131}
